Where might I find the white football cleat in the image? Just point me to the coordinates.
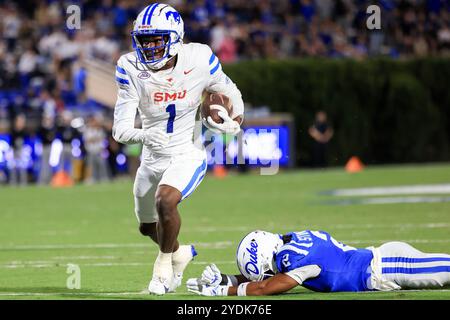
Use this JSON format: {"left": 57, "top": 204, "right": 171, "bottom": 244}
{"left": 148, "top": 276, "right": 170, "bottom": 295}
{"left": 168, "top": 273, "right": 183, "bottom": 293}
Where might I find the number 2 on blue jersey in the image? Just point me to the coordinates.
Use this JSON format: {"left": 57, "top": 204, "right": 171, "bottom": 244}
{"left": 166, "top": 104, "right": 176, "bottom": 133}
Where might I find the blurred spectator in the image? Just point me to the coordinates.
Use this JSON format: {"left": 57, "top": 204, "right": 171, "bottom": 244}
{"left": 40, "top": 90, "right": 57, "bottom": 119}
{"left": 10, "top": 113, "right": 28, "bottom": 185}
{"left": 18, "top": 42, "right": 40, "bottom": 89}
{"left": 83, "top": 114, "right": 109, "bottom": 184}
{"left": 104, "top": 118, "right": 121, "bottom": 179}
{"left": 1, "top": 0, "right": 450, "bottom": 101}
{"left": 37, "top": 115, "right": 56, "bottom": 185}
{"left": 437, "top": 22, "right": 450, "bottom": 53}
{"left": 56, "top": 111, "right": 79, "bottom": 175}
{"left": 2, "top": 4, "right": 21, "bottom": 52}
{"left": 308, "top": 110, "right": 334, "bottom": 168}
{"left": 72, "top": 60, "right": 87, "bottom": 104}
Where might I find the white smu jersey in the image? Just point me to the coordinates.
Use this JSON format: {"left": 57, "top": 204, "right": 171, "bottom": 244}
{"left": 112, "top": 42, "right": 244, "bottom": 157}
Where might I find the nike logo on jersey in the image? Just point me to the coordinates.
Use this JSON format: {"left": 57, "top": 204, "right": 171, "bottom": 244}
{"left": 184, "top": 68, "right": 195, "bottom": 75}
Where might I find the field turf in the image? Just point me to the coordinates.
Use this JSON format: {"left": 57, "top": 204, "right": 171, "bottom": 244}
{"left": 0, "top": 163, "right": 449, "bottom": 300}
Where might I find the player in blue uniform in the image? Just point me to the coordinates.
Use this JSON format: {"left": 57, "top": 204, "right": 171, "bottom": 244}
{"left": 186, "top": 230, "right": 450, "bottom": 296}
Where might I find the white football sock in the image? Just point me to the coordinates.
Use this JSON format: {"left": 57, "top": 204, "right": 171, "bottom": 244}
{"left": 172, "top": 245, "right": 193, "bottom": 275}
{"left": 153, "top": 251, "right": 173, "bottom": 279}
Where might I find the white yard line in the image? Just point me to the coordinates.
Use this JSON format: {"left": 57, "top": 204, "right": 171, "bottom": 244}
{"left": 328, "top": 184, "right": 450, "bottom": 196}
{"left": 359, "top": 196, "right": 450, "bottom": 205}
{"left": 344, "top": 239, "right": 450, "bottom": 244}
{"left": 0, "top": 234, "right": 449, "bottom": 252}
{"left": 0, "top": 292, "right": 148, "bottom": 297}
{"left": 184, "top": 223, "right": 450, "bottom": 232}
{"left": 50, "top": 255, "right": 119, "bottom": 260}
{"left": 0, "top": 241, "right": 232, "bottom": 251}
{"left": 0, "top": 289, "right": 449, "bottom": 297}
{"left": 0, "top": 260, "right": 236, "bottom": 269}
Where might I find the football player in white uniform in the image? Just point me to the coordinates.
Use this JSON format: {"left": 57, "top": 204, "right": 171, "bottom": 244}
{"left": 112, "top": 3, "right": 244, "bottom": 295}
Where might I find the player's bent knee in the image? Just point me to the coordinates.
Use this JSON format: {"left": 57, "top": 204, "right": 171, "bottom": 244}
{"left": 155, "top": 187, "right": 180, "bottom": 214}
{"left": 139, "top": 223, "right": 157, "bottom": 237}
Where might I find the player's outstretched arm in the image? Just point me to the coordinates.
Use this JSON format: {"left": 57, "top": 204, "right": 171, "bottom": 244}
{"left": 187, "top": 272, "right": 298, "bottom": 296}
{"left": 186, "top": 263, "right": 245, "bottom": 287}
{"left": 187, "top": 264, "right": 320, "bottom": 296}
{"left": 227, "top": 273, "right": 299, "bottom": 296}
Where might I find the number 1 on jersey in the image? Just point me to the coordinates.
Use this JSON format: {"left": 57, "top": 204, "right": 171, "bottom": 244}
{"left": 166, "top": 104, "right": 176, "bottom": 133}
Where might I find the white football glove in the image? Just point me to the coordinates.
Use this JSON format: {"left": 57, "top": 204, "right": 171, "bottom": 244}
{"left": 186, "top": 278, "right": 228, "bottom": 296}
{"left": 200, "top": 263, "right": 223, "bottom": 286}
{"left": 141, "top": 127, "right": 169, "bottom": 151}
{"left": 205, "top": 111, "right": 241, "bottom": 136}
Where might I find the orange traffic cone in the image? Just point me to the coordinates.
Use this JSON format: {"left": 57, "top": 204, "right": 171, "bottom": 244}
{"left": 51, "top": 170, "right": 74, "bottom": 187}
{"left": 345, "top": 156, "right": 364, "bottom": 173}
{"left": 213, "top": 164, "right": 227, "bottom": 178}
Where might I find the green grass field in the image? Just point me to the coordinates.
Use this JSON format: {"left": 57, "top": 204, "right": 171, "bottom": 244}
{"left": 0, "top": 163, "right": 449, "bottom": 300}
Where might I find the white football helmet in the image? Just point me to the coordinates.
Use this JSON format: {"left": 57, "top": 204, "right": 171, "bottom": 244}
{"left": 236, "top": 230, "right": 283, "bottom": 281}
{"left": 131, "top": 3, "right": 184, "bottom": 70}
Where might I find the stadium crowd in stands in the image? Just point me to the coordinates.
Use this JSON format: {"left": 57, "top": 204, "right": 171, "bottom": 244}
{"left": 0, "top": 0, "right": 449, "bottom": 184}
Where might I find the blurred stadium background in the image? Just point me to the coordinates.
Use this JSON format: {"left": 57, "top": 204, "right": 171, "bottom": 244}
{"left": 0, "top": 0, "right": 449, "bottom": 300}
{"left": 1, "top": 0, "right": 450, "bottom": 183}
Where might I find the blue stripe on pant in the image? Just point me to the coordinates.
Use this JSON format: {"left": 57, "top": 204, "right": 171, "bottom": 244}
{"left": 382, "top": 266, "right": 450, "bottom": 274}
{"left": 382, "top": 257, "right": 450, "bottom": 263}
{"left": 181, "top": 160, "right": 207, "bottom": 201}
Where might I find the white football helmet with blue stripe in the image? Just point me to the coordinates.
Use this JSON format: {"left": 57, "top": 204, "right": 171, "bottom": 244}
{"left": 131, "top": 3, "right": 184, "bottom": 70}
{"left": 236, "top": 230, "right": 283, "bottom": 281}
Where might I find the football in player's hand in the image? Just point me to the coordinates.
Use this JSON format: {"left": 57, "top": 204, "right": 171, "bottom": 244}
{"left": 201, "top": 92, "right": 233, "bottom": 124}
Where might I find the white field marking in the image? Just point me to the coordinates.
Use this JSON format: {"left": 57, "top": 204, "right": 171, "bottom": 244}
{"left": 0, "top": 241, "right": 232, "bottom": 251}
{"left": 38, "top": 230, "right": 77, "bottom": 236}
{"left": 0, "top": 289, "right": 449, "bottom": 297}
{"left": 328, "top": 184, "right": 450, "bottom": 197}
{"left": 309, "top": 223, "right": 450, "bottom": 230}
{"left": 0, "top": 227, "right": 449, "bottom": 252}
{"left": 184, "top": 226, "right": 251, "bottom": 233}
{"left": 356, "top": 289, "right": 450, "bottom": 294}
{"left": 358, "top": 196, "right": 450, "bottom": 205}
{"left": 3, "top": 237, "right": 450, "bottom": 268}
{"left": 50, "top": 255, "right": 119, "bottom": 260}
{"left": 0, "top": 260, "right": 236, "bottom": 269}
{"left": 323, "top": 196, "right": 450, "bottom": 205}
{"left": 0, "top": 223, "right": 447, "bottom": 252}
{"left": 0, "top": 292, "right": 149, "bottom": 297}
{"left": 182, "top": 223, "right": 450, "bottom": 232}
{"left": 343, "top": 239, "right": 450, "bottom": 244}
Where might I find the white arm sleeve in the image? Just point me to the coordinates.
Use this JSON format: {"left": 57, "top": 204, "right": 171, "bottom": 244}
{"left": 285, "top": 265, "right": 321, "bottom": 285}
{"left": 205, "top": 49, "right": 244, "bottom": 120}
{"left": 112, "top": 61, "right": 145, "bottom": 145}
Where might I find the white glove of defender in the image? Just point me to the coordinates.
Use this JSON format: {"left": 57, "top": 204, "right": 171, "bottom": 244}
{"left": 141, "top": 127, "right": 169, "bottom": 150}
{"left": 206, "top": 111, "right": 241, "bottom": 135}
{"left": 200, "top": 263, "right": 223, "bottom": 286}
{"left": 186, "top": 278, "right": 228, "bottom": 296}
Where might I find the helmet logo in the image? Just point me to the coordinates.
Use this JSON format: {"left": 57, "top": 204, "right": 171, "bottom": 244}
{"left": 138, "top": 72, "right": 150, "bottom": 79}
{"left": 244, "top": 240, "right": 259, "bottom": 276}
{"left": 165, "top": 11, "right": 181, "bottom": 24}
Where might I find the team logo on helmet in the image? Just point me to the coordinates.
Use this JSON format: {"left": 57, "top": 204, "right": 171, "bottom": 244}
{"left": 166, "top": 11, "right": 181, "bottom": 24}
{"left": 244, "top": 240, "right": 260, "bottom": 277}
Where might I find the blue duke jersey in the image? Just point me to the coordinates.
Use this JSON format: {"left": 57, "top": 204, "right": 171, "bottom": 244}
{"left": 275, "top": 230, "right": 374, "bottom": 292}
{"left": 112, "top": 43, "right": 244, "bottom": 157}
